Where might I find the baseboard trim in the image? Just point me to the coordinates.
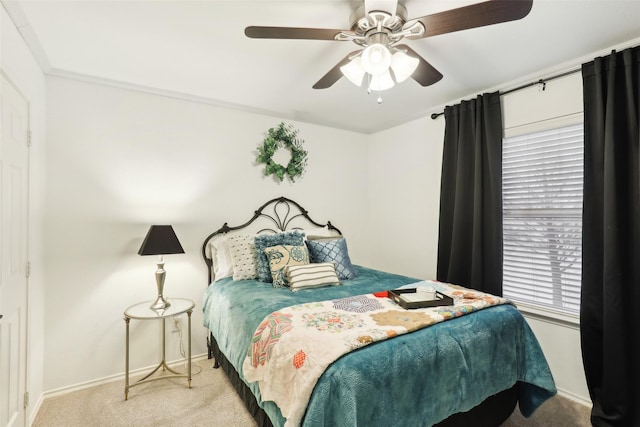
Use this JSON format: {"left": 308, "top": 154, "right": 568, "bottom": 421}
{"left": 28, "top": 393, "right": 45, "bottom": 427}
{"left": 556, "top": 387, "right": 592, "bottom": 407}
{"left": 29, "top": 353, "right": 211, "bottom": 425}
{"left": 38, "top": 353, "right": 209, "bottom": 400}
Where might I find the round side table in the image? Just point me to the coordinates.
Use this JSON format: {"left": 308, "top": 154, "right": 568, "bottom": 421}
{"left": 124, "top": 298, "right": 194, "bottom": 400}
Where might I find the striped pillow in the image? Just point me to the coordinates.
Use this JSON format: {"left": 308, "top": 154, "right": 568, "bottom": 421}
{"left": 286, "top": 262, "right": 341, "bottom": 291}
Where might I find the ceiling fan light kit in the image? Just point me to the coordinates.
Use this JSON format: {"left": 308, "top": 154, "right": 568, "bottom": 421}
{"left": 391, "top": 51, "right": 419, "bottom": 83}
{"left": 340, "top": 56, "right": 366, "bottom": 87}
{"left": 245, "top": 0, "right": 533, "bottom": 98}
{"left": 361, "top": 43, "right": 392, "bottom": 75}
{"left": 339, "top": 29, "right": 420, "bottom": 94}
{"left": 369, "top": 70, "right": 395, "bottom": 92}
{"left": 337, "top": 10, "right": 418, "bottom": 99}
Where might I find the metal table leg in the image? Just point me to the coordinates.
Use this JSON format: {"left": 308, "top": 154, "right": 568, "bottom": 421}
{"left": 187, "top": 309, "right": 192, "bottom": 388}
{"left": 124, "top": 316, "right": 130, "bottom": 400}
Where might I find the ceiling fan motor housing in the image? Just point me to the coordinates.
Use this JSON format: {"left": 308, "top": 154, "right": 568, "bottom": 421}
{"left": 349, "top": 4, "right": 408, "bottom": 47}
{"left": 350, "top": 4, "right": 407, "bottom": 32}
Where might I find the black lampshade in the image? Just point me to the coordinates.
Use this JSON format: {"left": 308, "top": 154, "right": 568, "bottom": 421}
{"left": 138, "top": 225, "right": 185, "bottom": 256}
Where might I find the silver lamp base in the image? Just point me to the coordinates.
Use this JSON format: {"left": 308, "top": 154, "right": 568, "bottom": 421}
{"left": 150, "top": 258, "right": 171, "bottom": 311}
{"left": 150, "top": 295, "right": 171, "bottom": 311}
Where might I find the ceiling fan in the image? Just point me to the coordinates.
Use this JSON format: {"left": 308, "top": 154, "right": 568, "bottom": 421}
{"left": 245, "top": 0, "right": 533, "bottom": 93}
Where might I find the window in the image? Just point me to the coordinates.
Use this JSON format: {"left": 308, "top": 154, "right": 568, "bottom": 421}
{"left": 502, "top": 121, "right": 583, "bottom": 314}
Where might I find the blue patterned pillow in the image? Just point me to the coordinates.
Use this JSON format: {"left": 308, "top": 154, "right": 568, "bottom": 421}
{"left": 306, "top": 238, "right": 356, "bottom": 280}
{"left": 254, "top": 231, "right": 305, "bottom": 282}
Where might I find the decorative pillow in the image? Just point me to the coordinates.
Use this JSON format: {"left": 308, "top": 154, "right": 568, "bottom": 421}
{"left": 228, "top": 234, "right": 259, "bottom": 281}
{"left": 306, "top": 235, "right": 344, "bottom": 242}
{"left": 210, "top": 236, "right": 234, "bottom": 281}
{"left": 286, "top": 262, "right": 341, "bottom": 291}
{"left": 305, "top": 238, "right": 356, "bottom": 280}
{"left": 264, "top": 245, "right": 310, "bottom": 288}
{"left": 254, "top": 231, "right": 305, "bottom": 282}
{"left": 304, "top": 227, "right": 338, "bottom": 238}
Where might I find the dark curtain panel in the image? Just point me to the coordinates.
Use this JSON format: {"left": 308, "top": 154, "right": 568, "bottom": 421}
{"left": 581, "top": 46, "right": 640, "bottom": 427}
{"left": 437, "top": 92, "right": 503, "bottom": 295}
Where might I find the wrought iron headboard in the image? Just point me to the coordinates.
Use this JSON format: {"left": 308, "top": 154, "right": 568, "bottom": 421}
{"left": 201, "top": 196, "right": 342, "bottom": 285}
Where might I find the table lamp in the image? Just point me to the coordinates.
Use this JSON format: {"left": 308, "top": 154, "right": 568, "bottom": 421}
{"left": 138, "top": 225, "right": 185, "bottom": 310}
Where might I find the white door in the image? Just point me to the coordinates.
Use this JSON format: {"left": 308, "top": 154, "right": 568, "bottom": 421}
{"left": 0, "top": 72, "right": 30, "bottom": 427}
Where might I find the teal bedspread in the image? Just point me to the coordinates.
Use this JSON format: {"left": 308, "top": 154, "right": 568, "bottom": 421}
{"left": 202, "top": 265, "right": 556, "bottom": 427}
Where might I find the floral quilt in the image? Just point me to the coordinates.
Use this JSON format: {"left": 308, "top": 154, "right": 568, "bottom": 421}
{"left": 242, "top": 281, "right": 510, "bottom": 427}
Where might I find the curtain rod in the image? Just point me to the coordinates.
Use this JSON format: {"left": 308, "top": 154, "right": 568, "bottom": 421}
{"left": 430, "top": 68, "right": 580, "bottom": 120}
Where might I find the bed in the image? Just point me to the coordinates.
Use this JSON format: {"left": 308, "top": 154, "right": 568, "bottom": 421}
{"left": 201, "top": 197, "right": 556, "bottom": 427}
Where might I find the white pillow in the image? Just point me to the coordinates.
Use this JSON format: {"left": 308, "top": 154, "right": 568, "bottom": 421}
{"left": 210, "top": 236, "right": 233, "bottom": 281}
{"left": 286, "top": 262, "right": 341, "bottom": 291}
{"left": 228, "top": 234, "right": 259, "bottom": 281}
{"left": 304, "top": 227, "right": 341, "bottom": 240}
{"left": 306, "top": 235, "right": 344, "bottom": 242}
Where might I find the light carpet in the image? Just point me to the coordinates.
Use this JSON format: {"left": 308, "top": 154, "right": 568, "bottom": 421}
{"left": 33, "top": 359, "right": 591, "bottom": 427}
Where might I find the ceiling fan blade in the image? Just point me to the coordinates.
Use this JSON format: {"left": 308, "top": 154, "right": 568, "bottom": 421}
{"left": 313, "top": 51, "right": 361, "bottom": 89}
{"left": 407, "top": 0, "right": 533, "bottom": 39}
{"left": 245, "top": 26, "right": 351, "bottom": 41}
{"left": 365, "top": 0, "right": 398, "bottom": 16}
{"left": 396, "top": 45, "right": 443, "bottom": 87}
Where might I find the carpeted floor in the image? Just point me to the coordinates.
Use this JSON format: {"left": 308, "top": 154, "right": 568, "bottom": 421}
{"left": 33, "top": 359, "right": 591, "bottom": 427}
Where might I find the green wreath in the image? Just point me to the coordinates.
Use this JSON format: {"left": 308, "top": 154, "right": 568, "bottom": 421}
{"left": 257, "top": 122, "right": 308, "bottom": 182}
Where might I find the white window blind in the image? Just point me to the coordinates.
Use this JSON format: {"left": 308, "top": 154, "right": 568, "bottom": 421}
{"left": 502, "top": 122, "right": 583, "bottom": 314}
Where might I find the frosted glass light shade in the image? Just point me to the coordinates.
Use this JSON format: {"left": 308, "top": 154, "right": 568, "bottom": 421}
{"left": 361, "top": 44, "right": 392, "bottom": 75}
{"left": 368, "top": 70, "right": 395, "bottom": 91}
{"left": 340, "top": 56, "right": 366, "bottom": 87}
{"left": 391, "top": 51, "right": 419, "bottom": 83}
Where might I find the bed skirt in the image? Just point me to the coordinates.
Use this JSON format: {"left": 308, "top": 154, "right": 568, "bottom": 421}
{"left": 208, "top": 332, "right": 518, "bottom": 427}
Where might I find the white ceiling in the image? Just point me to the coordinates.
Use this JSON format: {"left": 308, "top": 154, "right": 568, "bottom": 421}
{"left": 6, "top": 0, "right": 640, "bottom": 134}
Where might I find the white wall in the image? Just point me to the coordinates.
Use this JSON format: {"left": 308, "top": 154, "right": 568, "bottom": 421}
{"left": 1, "top": 3, "right": 47, "bottom": 423}
{"left": 43, "top": 75, "right": 369, "bottom": 392}
{"left": 367, "top": 72, "right": 590, "bottom": 404}
{"left": 366, "top": 115, "right": 444, "bottom": 279}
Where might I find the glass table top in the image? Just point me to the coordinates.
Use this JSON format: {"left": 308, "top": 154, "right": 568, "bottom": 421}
{"left": 124, "top": 298, "right": 195, "bottom": 319}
